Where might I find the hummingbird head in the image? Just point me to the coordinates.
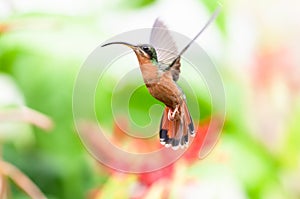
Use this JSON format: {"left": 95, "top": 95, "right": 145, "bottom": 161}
{"left": 102, "top": 42, "right": 158, "bottom": 64}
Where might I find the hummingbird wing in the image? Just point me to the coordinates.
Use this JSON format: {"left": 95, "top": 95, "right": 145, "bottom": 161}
{"left": 150, "top": 18, "right": 181, "bottom": 81}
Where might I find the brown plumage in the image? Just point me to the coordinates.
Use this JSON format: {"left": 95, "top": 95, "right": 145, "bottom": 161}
{"left": 130, "top": 42, "right": 195, "bottom": 150}
{"left": 101, "top": 8, "right": 220, "bottom": 149}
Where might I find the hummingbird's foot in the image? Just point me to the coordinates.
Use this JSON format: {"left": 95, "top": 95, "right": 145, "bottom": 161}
{"left": 168, "top": 105, "right": 179, "bottom": 121}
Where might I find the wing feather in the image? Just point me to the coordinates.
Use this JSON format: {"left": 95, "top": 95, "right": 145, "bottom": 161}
{"left": 150, "top": 18, "right": 181, "bottom": 81}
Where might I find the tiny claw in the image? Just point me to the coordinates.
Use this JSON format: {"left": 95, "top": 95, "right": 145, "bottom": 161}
{"left": 172, "top": 105, "right": 179, "bottom": 118}
{"left": 167, "top": 105, "right": 179, "bottom": 121}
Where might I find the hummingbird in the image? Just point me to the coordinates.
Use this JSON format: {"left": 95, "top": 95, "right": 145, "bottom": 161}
{"left": 102, "top": 8, "right": 220, "bottom": 150}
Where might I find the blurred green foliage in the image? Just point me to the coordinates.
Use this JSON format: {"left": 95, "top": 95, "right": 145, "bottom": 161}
{"left": 0, "top": 16, "right": 96, "bottom": 198}
{"left": 119, "top": 0, "right": 157, "bottom": 9}
{"left": 0, "top": 0, "right": 300, "bottom": 199}
{"left": 0, "top": 12, "right": 211, "bottom": 198}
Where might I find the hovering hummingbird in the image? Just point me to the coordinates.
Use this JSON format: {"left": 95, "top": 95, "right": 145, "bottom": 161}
{"left": 102, "top": 8, "right": 220, "bottom": 150}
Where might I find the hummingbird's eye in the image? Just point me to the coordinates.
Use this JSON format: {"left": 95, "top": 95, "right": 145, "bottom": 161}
{"left": 142, "top": 46, "right": 150, "bottom": 51}
{"left": 141, "top": 45, "right": 153, "bottom": 57}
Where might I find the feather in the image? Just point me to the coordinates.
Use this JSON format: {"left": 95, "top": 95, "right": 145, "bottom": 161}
{"left": 150, "top": 19, "right": 178, "bottom": 66}
{"left": 182, "top": 100, "right": 195, "bottom": 136}
{"left": 159, "top": 108, "right": 169, "bottom": 145}
{"left": 150, "top": 19, "right": 181, "bottom": 82}
{"left": 159, "top": 101, "right": 194, "bottom": 150}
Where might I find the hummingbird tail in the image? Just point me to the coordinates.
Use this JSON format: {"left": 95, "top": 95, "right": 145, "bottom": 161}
{"left": 159, "top": 102, "right": 195, "bottom": 150}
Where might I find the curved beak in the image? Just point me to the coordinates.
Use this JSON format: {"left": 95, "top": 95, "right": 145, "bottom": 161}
{"left": 101, "top": 41, "right": 137, "bottom": 49}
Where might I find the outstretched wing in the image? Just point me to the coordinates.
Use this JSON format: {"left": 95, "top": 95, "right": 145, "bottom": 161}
{"left": 150, "top": 19, "right": 178, "bottom": 64}
{"left": 150, "top": 19, "right": 181, "bottom": 81}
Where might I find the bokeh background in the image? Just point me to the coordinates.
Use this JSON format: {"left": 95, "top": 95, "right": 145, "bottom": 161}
{"left": 1, "top": 0, "right": 300, "bottom": 198}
